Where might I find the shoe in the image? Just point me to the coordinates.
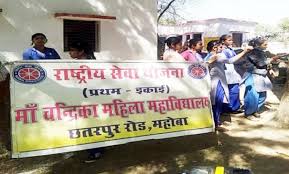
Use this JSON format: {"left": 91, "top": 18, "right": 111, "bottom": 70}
{"left": 222, "top": 121, "right": 231, "bottom": 126}
{"left": 230, "top": 112, "right": 244, "bottom": 117}
{"left": 245, "top": 115, "right": 259, "bottom": 121}
{"left": 215, "top": 125, "right": 229, "bottom": 132}
{"left": 231, "top": 108, "right": 244, "bottom": 114}
{"left": 84, "top": 152, "right": 102, "bottom": 163}
{"left": 253, "top": 112, "right": 261, "bottom": 118}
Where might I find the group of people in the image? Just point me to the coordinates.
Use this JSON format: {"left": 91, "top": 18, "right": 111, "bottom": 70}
{"left": 22, "top": 33, "right": 95, "bottom": 61}
{"left": 21, "top": 32, "right": 279, "bottom": 159}
{"left": 163, "top": 34, "right": 280, "bottom": 131}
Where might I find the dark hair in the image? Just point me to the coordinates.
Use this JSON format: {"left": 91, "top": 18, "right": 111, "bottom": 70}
{"left": 31, "top": 33, "right": 47, "bottom": 40}
{"left": 181, "top": 40, "right": 190, "bottom": 52}
{"left": 207, "top": 40, "right": 220, "bottom": 52}
{"left": 31, "top": 33, "right": 47, "bottom": 45}
{"left": 70, "top": 41, "right": 96, "bottom": 59}
{"left": 248, "top": 37, "right": 267, "bottom": 48}
{"left": 165, "top": 36, "right": 182, "bottom": 48}
{"left": 188, "top": 38, "right": 202, "bottom": 48}
{"left": 219, "top": 34, "right": 232, "bottom": 43}
{"left": 183, "top": 40, "right": 190, "bottom": 47}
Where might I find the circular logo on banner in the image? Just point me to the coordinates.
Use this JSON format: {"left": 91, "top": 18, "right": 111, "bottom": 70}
{"left": 188, "top": 64, "right": 207, "bottom": 79}
{"left": 13, "top": 64, "right": 46, "bottom": 84}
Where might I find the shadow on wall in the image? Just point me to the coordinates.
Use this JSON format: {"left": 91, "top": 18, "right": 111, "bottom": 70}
{"left": 0, "top": 0, "right": 157, "bottom": 61}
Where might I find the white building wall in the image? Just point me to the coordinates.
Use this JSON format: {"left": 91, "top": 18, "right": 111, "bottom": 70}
{"left": 158, "top": 20, "right": 257, "bottom": 43}
{"left": 0, "top": 0, "right": 157, "bottom": 61}
{"left": 215, "top": 21, "right": 256, "bottom": 42}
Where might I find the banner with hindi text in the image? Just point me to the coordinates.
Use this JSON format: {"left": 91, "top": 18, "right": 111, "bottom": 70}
{"left": 10, "top": 61, "right": 214, "bottom": 158}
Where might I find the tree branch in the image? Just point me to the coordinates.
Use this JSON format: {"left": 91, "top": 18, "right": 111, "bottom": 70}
{"left": 157, "top": 0, "right": 177, "bottom": 23}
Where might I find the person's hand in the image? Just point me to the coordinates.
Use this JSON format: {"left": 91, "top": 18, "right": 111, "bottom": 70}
{"left": 273, "top": 53, "right": 289, "bottom": 60}
{"left": 206, "top": 54, "right": 218, "bottom": 64}
{"left": 271, "top": 55, "right": 281, "bottom": 61}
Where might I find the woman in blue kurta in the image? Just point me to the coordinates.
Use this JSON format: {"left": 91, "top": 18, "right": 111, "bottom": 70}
{"left": 206, "top": 40, "right": 252, "bottom": 131}
{"left": 220, "top": 34, "right": 243, "bottom": 113}
{"left": 23, "top": 33, "right": 60, "bottom": 60}
{"left": 241, "top": 37, "right": 279, "bottom": 120}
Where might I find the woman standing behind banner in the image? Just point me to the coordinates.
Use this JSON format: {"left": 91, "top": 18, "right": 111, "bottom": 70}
{"left": 69, "top": 41, "right": 96, "bottom": 60}
{"left": 206, "top": 40, "right": 252, "bottom": 131}
{"left": 23, "top": 33, "right": 60, "bottom": 60}
{"left": 181, "top": 38, "right": 202, "bottom": 63}
{"left": 241, "top": 37, "right": 279, "bottom": 120}
{"left": 193, "top": 38, "right": 207, "bottom": 61}
{"left": 163, "top": 36, "right": 185, "bottom": 62}
{"left": 69, "top": 41, "right": 104, "bottom": 163}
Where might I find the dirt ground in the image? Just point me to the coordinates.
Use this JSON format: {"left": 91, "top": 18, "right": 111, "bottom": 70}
{"left": 0, "top": 85, "right": 288, "bottom": 174}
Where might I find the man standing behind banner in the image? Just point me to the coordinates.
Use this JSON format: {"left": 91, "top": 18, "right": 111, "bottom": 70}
{"left": 69, "top": 41, "right": 104, "bottom": 163}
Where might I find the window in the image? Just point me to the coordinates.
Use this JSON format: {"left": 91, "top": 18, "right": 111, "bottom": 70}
{"left": 186, "top": 34, "right": 191, "bottom": 40}
{"left": 63, "top": 19, "right": 99, "bottom": 52}
{"left": 193, "top": 33, "right": 202, "bottom": 41}
{"left": 232, "top": 33, "right": 243, "bottom": 47}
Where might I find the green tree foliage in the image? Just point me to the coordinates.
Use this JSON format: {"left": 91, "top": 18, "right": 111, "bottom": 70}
{"left": 279, "top": 18, "right": 289, "bottom": 32}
